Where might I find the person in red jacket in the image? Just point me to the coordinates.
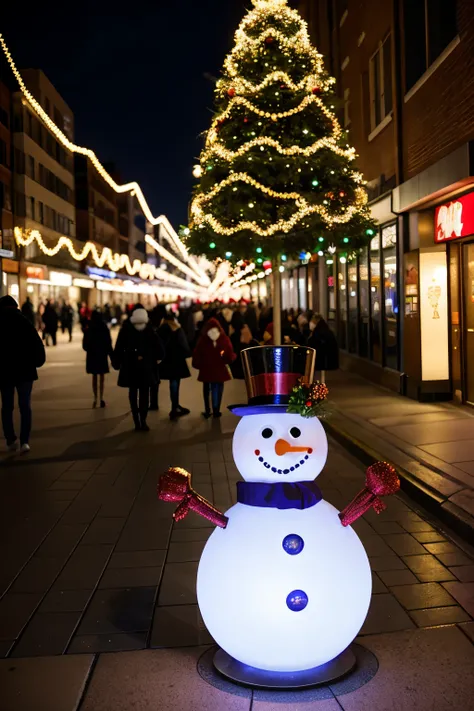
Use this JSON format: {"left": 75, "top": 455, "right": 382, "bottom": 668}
{"left": 192, "top": 317, "right": 236, "bottom": 418}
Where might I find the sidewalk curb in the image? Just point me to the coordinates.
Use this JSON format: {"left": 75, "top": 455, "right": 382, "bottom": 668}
{"left": 323, "top": 419, "right": 474, "bottom": 544}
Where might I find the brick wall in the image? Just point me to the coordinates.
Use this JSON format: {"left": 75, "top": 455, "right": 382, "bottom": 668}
{"left": 304, "top": 0, "right": 398, "bottom": 188}
{"left": 402, "top": 0, "right": 474, "bottom": 178}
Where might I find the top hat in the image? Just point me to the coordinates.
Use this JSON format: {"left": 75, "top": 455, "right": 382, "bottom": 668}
{"left": 229, "top": 345, "right": 316, "bottom": 416}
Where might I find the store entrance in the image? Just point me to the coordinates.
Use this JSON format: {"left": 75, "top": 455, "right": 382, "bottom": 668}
{"left": 463, "top": 243, "right": 474, "bottom": 404}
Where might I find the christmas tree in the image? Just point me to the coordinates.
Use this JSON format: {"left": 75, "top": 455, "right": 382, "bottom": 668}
{"left": 187, "top": 0, "right": 375, "bottom": 263}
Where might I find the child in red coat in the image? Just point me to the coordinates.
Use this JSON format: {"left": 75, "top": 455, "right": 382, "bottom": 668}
{"left": 192, "top": 317, "right": 236, "bottom": 418}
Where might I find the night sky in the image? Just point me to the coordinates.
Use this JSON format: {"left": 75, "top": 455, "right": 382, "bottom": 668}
{"left": 1, "top": 2, "right": 253, "bottom": 228}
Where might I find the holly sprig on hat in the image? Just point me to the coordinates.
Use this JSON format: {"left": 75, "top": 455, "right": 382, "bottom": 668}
{"left": 287, "top": 380, "right": 330, "bottom": 419}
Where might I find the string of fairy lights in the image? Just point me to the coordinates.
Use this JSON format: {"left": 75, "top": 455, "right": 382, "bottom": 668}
{"left": 0, "top": 34, "right": 257, "bottom": 298}
{"left": 190, "top": 0, "right": 369, "bottom": 240}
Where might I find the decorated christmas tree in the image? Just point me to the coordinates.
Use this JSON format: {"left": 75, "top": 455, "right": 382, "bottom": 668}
{"left": 187, "top": 0, "right": 375, "bottom": 263}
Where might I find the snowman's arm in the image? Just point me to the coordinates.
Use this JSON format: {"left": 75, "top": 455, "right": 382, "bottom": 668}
{"left": 158, "top": 467, "right": 229, "bottom": 529}
{"left": 339, "top": 462, "right": 400, "bottom": 527}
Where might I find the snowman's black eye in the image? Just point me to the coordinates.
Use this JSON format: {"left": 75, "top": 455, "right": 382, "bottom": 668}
{"left": 261, "top": 428, "right": 273, "bottom": 439}
{"left": 290, "top": 427, "right": 301, "bottom": 438}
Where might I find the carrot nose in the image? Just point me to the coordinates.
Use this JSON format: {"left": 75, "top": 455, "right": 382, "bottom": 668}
{"left": 275, "top": 439, "right": 310, "bottom": 456}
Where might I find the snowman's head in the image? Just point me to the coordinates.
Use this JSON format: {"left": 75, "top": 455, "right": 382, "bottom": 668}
{"left": 232, "top": 412, "right": 328, "bottom": 483}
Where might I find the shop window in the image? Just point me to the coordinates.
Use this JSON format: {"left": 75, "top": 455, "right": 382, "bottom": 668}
{"left": 404, "top": 0, "right": 458, "bottom": 91}
{"left": 337, "top": 256, "right": 347, "bottom": 350}
{"left": 348, "top": 258, "right": 358, "bottom": 353}
{"left": 298, "top": 267, "right": 307, "bottom": 310}
{"left": 382, "top": 224, "right": 398, "bottom": 370}
{"left": 369, "top": 35, "right": 392, "bottom": 132}
{"left": 358, "top": 249, "right": 370, "bottom": 358}
{"left": 370, "top": 234, "right": 382, "bottom": 363}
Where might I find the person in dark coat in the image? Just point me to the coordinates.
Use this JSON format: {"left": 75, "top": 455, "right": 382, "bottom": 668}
{"left": 83, "top": 310, "right": 113, "bottom": 408}
{"left": 192, "top": 317, "right": 236, "bottom": 418}
{"left": 158, "top": 313, "right": 192, "bottom": 420}
{"left": 307, "top": 314, "right": 339, "bottom": 381}
{"left": 244, "top": 303, "right": 259, "bottom": 338}
{"left": 112, "top": 305, "right": 165, "bottom": 431}
{"left": 0, "top": 295, "right": 45, "bottom": 453}
{"left": 230, "top": 324, "right": 259, "bottom": 380}
{"left": 148, "top": 302, "right": 167, "bottom": 410}
{"left": 60, "top": 301, "right": 74, "bottom": 342}
{"left": 43, "top": 300, "right": 59, "bottom": 346}
{"left": 21, "top": 297, "right": 35, "bottom": 327}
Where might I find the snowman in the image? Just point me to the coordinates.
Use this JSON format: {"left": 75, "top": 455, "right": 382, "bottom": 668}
{"left": 158, "top": 346, "right": 399, "bottom": 676}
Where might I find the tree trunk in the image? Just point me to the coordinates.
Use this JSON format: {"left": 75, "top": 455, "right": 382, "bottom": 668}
{"left": 272, "top": 264, "right": 282, "bottom": 346}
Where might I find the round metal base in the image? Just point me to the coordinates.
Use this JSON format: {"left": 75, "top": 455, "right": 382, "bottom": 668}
{"left": 213, "top": 646, "right": 357, "bottom": 689}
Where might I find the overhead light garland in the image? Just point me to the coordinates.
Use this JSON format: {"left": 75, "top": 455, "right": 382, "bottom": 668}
{"left": 0, "top": 33, "right": 209, "bottom": 287}
{"left": 15, "top": 227, "right": 253, "bottom": 300}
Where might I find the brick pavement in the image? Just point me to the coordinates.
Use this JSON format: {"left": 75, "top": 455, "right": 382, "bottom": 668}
{"left": 0, "top": 334, "right": 474, "bottom": 709}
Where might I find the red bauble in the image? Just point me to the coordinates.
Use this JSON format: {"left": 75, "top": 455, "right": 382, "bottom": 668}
{"left": 265, "top": 36, "right": 274, "bottom": 45}
{"left": 312, "top": 87, "right": 322, "bottom": 96}
{"left": 243, "top": 117, "right": 249, "bottom": 124}
{"left": 227, "top": 88, "right": 236, "bottom": 98}
{"left": 305, "top": 400, "right": 312, "bottom": 407}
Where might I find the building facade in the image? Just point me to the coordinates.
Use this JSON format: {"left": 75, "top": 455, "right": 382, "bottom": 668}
{"left": 297, "top": 0, "right": 474, "bottom": 404}
{"left": 0, "top": 77, "right": 15, "bottom": 297}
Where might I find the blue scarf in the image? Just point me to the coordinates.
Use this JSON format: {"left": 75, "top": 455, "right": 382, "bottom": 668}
{"left": 236, "top": 481, "right": 322, "bottom": 510}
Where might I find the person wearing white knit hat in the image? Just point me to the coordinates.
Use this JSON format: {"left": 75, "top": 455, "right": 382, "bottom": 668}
{"left": 112, "top": 305, "right": 165, "bottom": 431}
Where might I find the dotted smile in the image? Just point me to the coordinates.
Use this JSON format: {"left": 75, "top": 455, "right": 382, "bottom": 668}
{"left": 254, "top": 442, "right": 313, "bottom": 475}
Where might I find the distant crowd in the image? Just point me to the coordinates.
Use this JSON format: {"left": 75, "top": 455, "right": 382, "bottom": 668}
{"left": 0, "top": 295, "right": 339, "bottom": 453}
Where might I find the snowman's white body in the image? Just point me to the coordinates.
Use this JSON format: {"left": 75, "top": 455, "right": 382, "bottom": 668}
{"left": 196, "top": 412, "right": 372, "bottom": 673}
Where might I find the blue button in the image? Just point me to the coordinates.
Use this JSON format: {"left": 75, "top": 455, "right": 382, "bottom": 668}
{"left": 286, "top": 590, "right": 308, "bottom": 611}
{"left": 282, "top": 534, "right": 304, "bottom": 555}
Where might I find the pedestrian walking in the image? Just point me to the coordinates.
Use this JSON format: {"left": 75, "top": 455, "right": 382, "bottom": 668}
{"left": 21, "top": 297, "right": 35, "bottom": 326}
{"left": 60, "top": 301, "right": 74, "bottom": 342}
{"left": 83, "top": 310, "right": 113, "bottom": 408}
{"left": 43, "top": 300, "right": 59, "bottom": 346}
{"left": 112, "top": 305, "right": 165, "bottom": 432}
{"left": 307, "top": 314, "right": 339, "bottom": 383}
{"left": 0, "top": 295, "right": 46, "bottom": 453}
{"left": 158, "top": 312, "right": 192, "bottom": 420}
{"left": 230, "top": 324, "right": 259, "bottom": 380}
{"left": 192, "top": 317, "right": 236, "bottom": 419}
{"left": 79, "top": 301, "right": 92, "bottom": 332}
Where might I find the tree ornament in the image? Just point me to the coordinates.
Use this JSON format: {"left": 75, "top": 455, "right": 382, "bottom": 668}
{"left": 227, "top": 88, "right": 236, "bottom": 98}
{"left": 244, "top": 117, "right": 249, "bottom": 124}
{"left": 312, "top": 87, "right": 322, "bottom": 96}
{"left": 265, "top": 36, "right": 274, "bottom": 45}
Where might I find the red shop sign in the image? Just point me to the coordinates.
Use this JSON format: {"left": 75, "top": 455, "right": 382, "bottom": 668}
{"left": 435, "top": 192, "right": 474, "bottom": 243}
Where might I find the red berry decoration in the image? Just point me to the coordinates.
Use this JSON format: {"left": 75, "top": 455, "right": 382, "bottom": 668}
{"left": 305, "top": 400, "right": 312, "bottom": 408}
{"left": 312, "top": 87, "right": 322, "bottom": 96}
{"left": 227, "top": 88, "right": 236, "bottom": 98}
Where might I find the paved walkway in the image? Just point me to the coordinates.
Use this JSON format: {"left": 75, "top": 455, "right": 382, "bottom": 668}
{"left": 325, "top": 370, "right": 474, "bottom": 538}
{"left": 0, "top": 334, "right": 474, "bottom": 710}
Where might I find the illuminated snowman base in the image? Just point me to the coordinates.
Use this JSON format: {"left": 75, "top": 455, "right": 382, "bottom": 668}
{"left": 213, "top": 645, "right": 356, "bottom": 689}
{"left": 197, "top": 500, "right": 371, "bottom": 673}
